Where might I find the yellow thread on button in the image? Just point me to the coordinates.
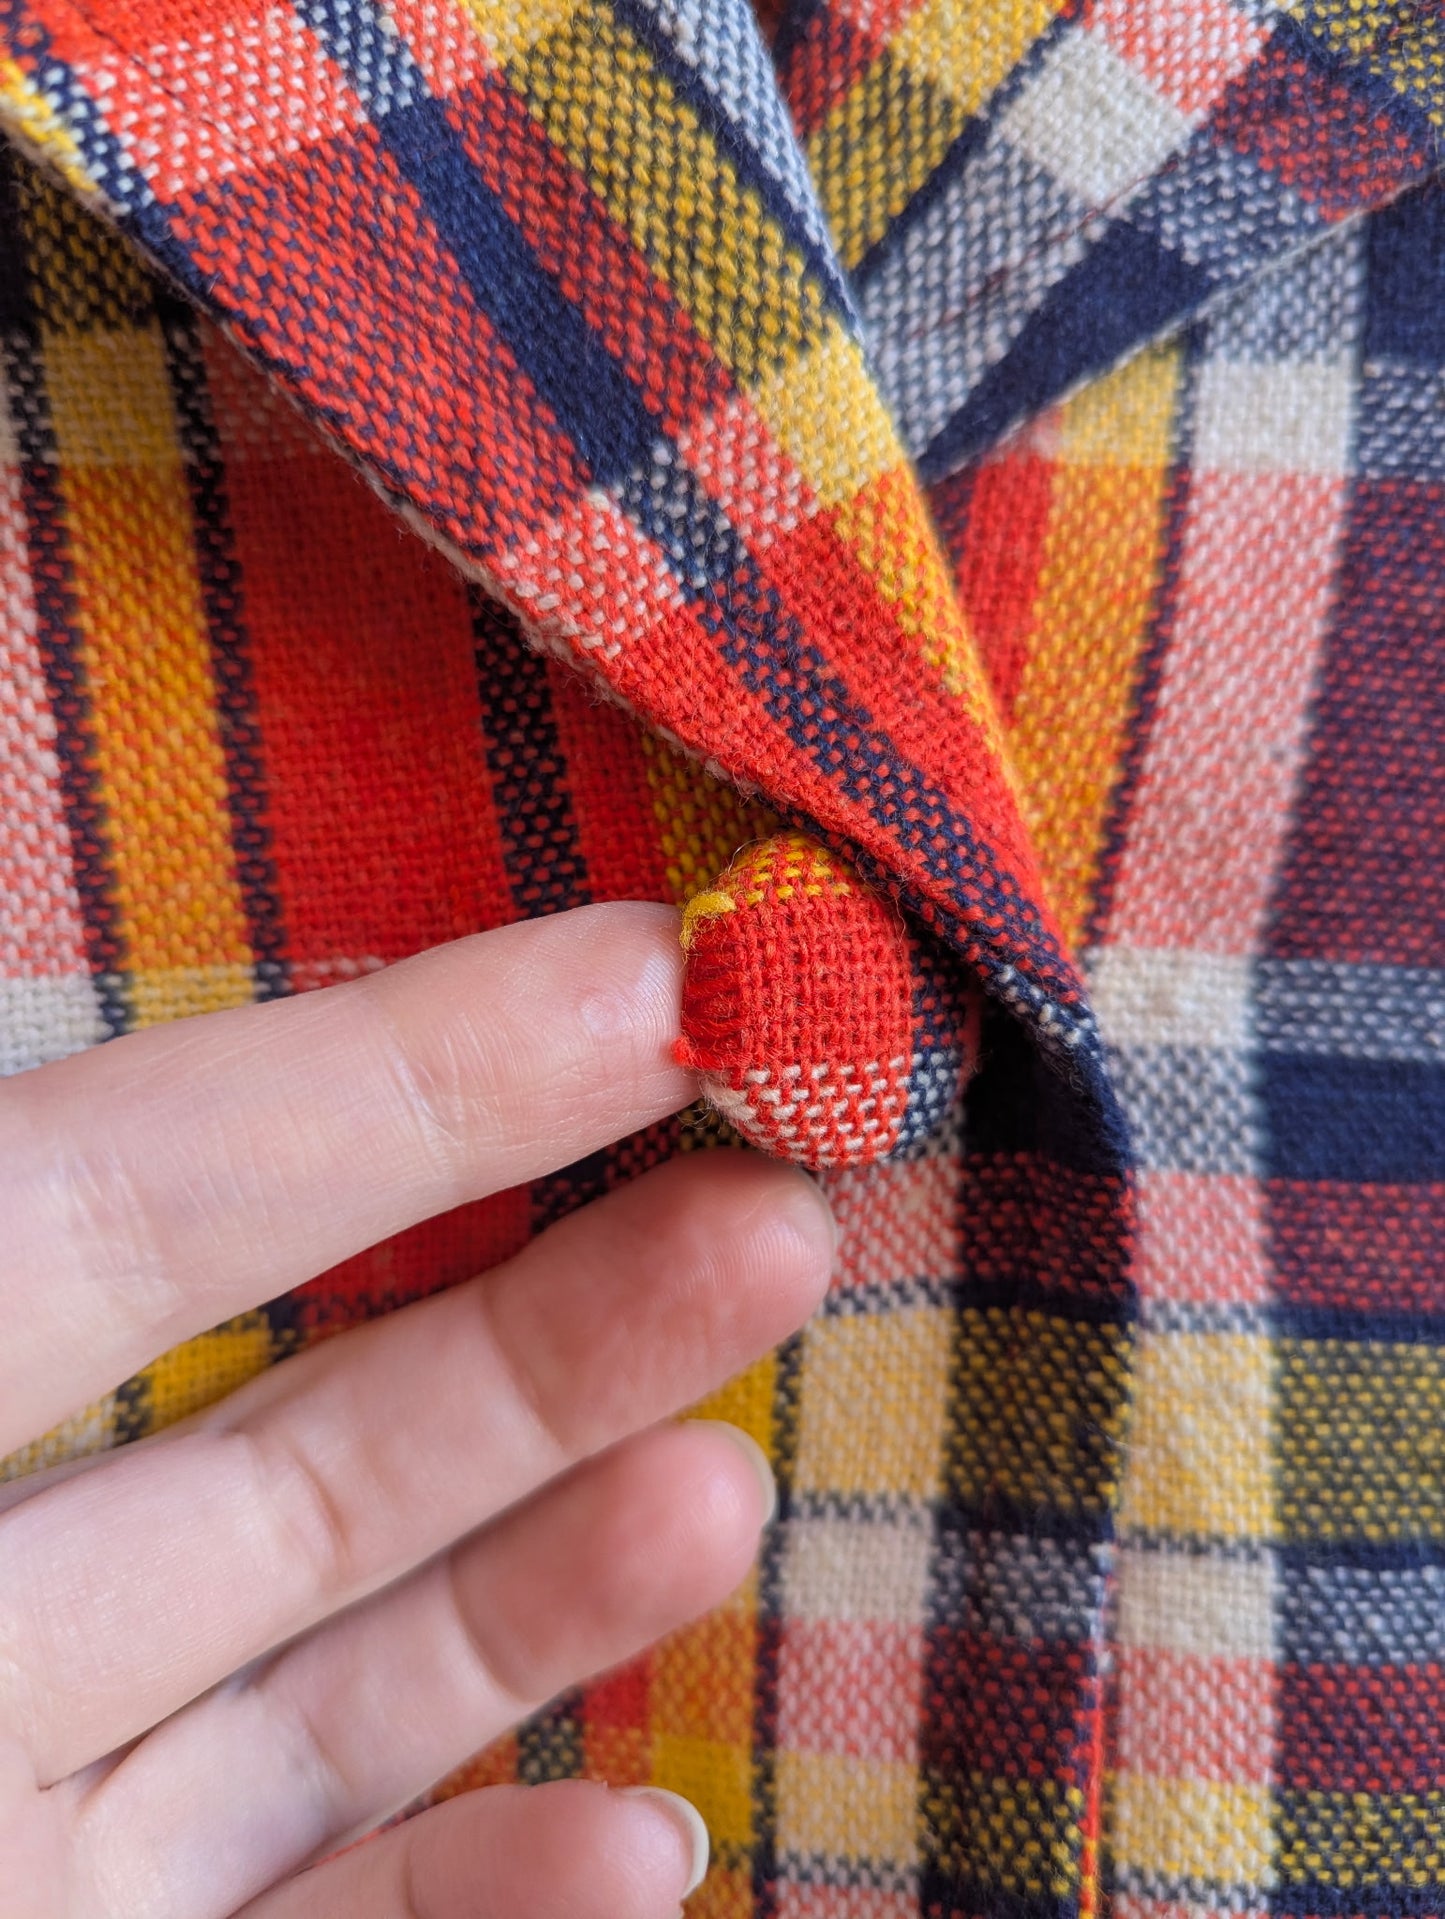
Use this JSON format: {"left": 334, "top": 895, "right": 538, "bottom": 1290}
{"left": 680, "top": 888, "right": 738, "bottom": 951}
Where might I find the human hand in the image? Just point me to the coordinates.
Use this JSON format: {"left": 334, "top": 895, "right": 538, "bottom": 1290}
{"left": 0, "top": 904, "right": 835, "bottom": 1918}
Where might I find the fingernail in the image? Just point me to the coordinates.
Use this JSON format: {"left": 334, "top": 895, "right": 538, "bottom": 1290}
{"left": 791, "top": 1164, "right": 840, "bottom": 1259}
{"left": 620, "top": 1787, "right": 710, "bottom": 1899}
{"left": 689, "top": 1418, "right": 778, "bottom": 1526}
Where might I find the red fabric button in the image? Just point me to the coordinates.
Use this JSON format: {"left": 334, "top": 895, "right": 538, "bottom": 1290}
{"left": 676, "top": 833, "right": 982, "bottom": 1168}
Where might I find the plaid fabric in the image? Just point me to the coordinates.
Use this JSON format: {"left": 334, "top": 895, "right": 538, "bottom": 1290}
{"left": 677, "top": 831, "right": 985, "bottom": 1165}
{"left": 781, "top": 0, "right": 1445, "bottom": 474}
{"left": 0, "top": 3, "right": 1440, "bottom": 1917}
{"left": 932, "top": 171, "right": 1445, "bottom": 1912}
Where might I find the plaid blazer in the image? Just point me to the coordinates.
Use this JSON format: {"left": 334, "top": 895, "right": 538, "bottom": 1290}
{"left": 1, "top": 1, "right": 1442, "bottom": 1913}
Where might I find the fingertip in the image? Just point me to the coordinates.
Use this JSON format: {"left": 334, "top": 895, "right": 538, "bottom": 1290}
{"left": 775, "top": 1161, "right": 839, "bottom": 1301}
{"left": 717, "top": 1154, "right": 837, "bottom": 1329}
{"left": 617, "top": 1788, "right": 710, "bottom": 1901}
{"left": 510, "top": 900, "right": 695, "bottom": 1115}
{"left": 687, "top": 1419, "right": 777, "bottom": 1527}
{"left": 443, "top": 1780, "right": 707, "bottom": 1917}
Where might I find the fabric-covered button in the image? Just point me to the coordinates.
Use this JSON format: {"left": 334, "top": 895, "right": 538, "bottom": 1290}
{"left": 676, "top": 833, "right": 983, "bottom": 1168}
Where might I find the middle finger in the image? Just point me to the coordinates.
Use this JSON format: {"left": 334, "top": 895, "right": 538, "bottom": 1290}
{"left": 0, "top": 1152, "right": 833, "bottom": 1784}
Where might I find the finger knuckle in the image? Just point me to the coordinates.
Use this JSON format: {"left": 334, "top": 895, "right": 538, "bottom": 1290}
{"left": 45, "top": 1134, "right": 188, "bottom": 1345}
{"left": 248, "top": 1426, "right": 358, "bottom": 1604}
{"left": 354, "top": 982, "right": 508, "bottom": 1204}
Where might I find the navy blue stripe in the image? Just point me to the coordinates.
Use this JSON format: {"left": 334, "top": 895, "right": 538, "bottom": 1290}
{"left": 916, "top": 1876, "right": 1077, "bottom": 1919}
{"left": 159, "top": 302, "right": 292, "bottom": 1002}
{"left": 1279, "top": 1537, "right": 1445, "bottom": 1575}
{"left": 610, "top": 0, "right": 854, "bottom": 320}
{"left": 849, "top": 5, "right": 1073, "bottom": 293}
{"left": 382, "top": 96, "right": 662, "bottom": 485}
{"left": 1364, "top": 172, "right": 1445, "bottom": 365}
{"left": 294, "top": 0, "right": 427, "bottom": 111}
{"left": 290, "top": 5, "right": 667, "bottom": 484}
{"left": 749, "top": 1326, "right": 805, "bottom": 1907}
{"left": 918, "top": 223, "right": 1213, "bottom": 481}
{"left": 0, "top": 146, "right": 129, "bottom": 1037}
{"left": 514, "top": 1695, "right": 586, "bottom": 1786}
{"left": 923, "top": 1491, "right": 1121, "bottom": 1551}
{"left": 471, "top": 591, "right": 593, "bottom": 918}
{"left": 1272, "top": 1874, "right": 1445, "bottom": 1917}
{"left": 1262, "top": 1055, "right": 1445, "bottom": 1182}
{"left": 1272, "top": 1301, "right": 1445, "bottom": 1346}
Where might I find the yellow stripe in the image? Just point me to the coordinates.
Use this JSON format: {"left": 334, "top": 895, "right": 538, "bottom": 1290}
{"left": 1278, "top": 1339, "right": 1445, "bottom": 1542}
{"left": 892, "top": 0, "right": 1065, "bottom": 124}
{"left": 776, "top": 1750, "right": 923, "bottom": 1863}
{"left": 457, "top": 0, "right": 579, "bottom": 66}
{"left": 927, "top": 1768, "right": 1085, "bottom": 1896}
{"left": 1113, "top": 1774, "right": 1273, "bottom": 1886}
{"left": 1121, "top": 1330, "right": 1274, "bottom": 1542}
{"left": 748, "top": 319, "right": 896, "bottom": 507}
{"left": 650, "top": 1566, "right": 760, "bottom": 1855}
{"left": 0, "top": 58, "right": 100, "bottom": 201}
{"left": 807, "top": 49, "right": 967, "bottom": 270}
{"left": 806, "top": 0, "right": 1063, "bottom": 269}
{"left": 832, "top": 461, "right": 1009, "bottom": 741}
{"left": 794, "top": 1305, "right": 954, "bottom": 1500}
{"left": 43, "top": 319, "right": 253, "bottom": 1023}
{"left": 1006, "top": 345, "right": 1181, "bottom": 950}
{"left": 949, "top": 1307, "right": 1132, "bottom": 1516}
{"left": 143, "top": 1315, "right": 276, "bottom": 1430}
{"left": 640, "top": 731, "right": 777, "bottom": 906}
{"left": 0, "top": 1394, "right": 120, "bottom": 1480}
{"left": 1279, "top": 1790, "right": 1445, "bottom": 1886}
{"left": 652, "top": 1730, "right": 757, "bottom": 1855}
{"left": 746, "top": 323, "right": 1005, "bottom": 737}
{"left": 514, "top": 1, "right": 830, "bottom": 387}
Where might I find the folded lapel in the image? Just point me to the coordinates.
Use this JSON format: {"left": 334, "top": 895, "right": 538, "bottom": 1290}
{"left": 0, "top": 0, "right": 1127, "bottom": 1159}
{"left": 780, "top": 0, "right": 1445, "bottom": 480}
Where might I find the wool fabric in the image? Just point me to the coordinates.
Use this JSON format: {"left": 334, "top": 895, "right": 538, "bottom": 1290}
{"left": 678, "top": 831, "right": 984, "bottom": 1165}
{"left": 0, "top": 3, "right": 1441, "bottom": 1917}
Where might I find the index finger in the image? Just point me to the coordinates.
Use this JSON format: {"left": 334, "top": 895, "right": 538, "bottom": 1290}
{"left": 0, "top": 903, "right": 692, "bottom": 1457}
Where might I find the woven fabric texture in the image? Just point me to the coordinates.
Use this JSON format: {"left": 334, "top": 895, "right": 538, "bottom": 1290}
{"left": 0, "top": 2, "right": 1441, "bottom": 1916}
{"left": 678, "top": 831, "right": 984, "bottom": 1165}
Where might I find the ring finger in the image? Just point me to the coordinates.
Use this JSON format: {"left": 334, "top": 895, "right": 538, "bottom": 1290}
{"left": 237, "top": 1781, "right": 708, "bottom": 1919}
{"left": 1, "top": 1152, "right": 833, "bottom": 1784}
{"left": 68, "top": 1421, "right": 762, "bottom": 1919}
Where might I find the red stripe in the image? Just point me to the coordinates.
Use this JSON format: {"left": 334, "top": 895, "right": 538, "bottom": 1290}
{"left": 294, "top": 1190, "right": 535, "bottom": 1327}
{"left": 451, "top": 73, "right": 734, "bottom": 443}
{"left": 606, "top": 590, "right": 1056, "bottom": 984}
{"left": 759, "top": 506, "right": 1049, "bottom": 913}
{"left": 211, "top": 339, "right": 515, "bottom": 964}
{"left": 546, "top": 662, "right": 671, "bottom": 901}
{"left": 782, "top": 2, "right": 910, "bottom": 139}
{"left": 174, "top": 127, "right": 588, "bottom": 563}
{"left": 213, "top": 353, "right": 536, "bottom": 1324}
{"left": 1269, "top": 1180, "right": 1445, "bottom": 1316}
{"left": 1213, "top": 32, "right": 1431, "bottom": 218}
{"left": 1279, "top": 1661, "right": 1445, "bottom": 1795}
{"left": 935, "top": 453, "right": 1057, "bottom": 727}
{"left": 922, "top": 1629, "right": 1095, "bottom": 1774}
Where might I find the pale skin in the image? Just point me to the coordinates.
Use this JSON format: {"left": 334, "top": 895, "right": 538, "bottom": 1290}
{"left": 0, "top": 902, "right": 837, "bottom": 1918}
